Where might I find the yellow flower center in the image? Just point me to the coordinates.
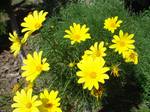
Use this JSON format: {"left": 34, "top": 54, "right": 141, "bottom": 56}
{"left": 36, "top": 65, "right": 42, "bottom": 72}
{"left": 95, "top": 50, "right": 102, "bottom": 57}
{"left": 119, "top": 41, "right": 126, "bottom": 47}
{"left": 45, "top": 103, "right": 53, "bottom": 108}
{"left": 110, "top": 22, "right": 116, "bottom": 28}
{"left": 26, "top": 102, "right": 32, "bottom": 109}
{"left": 73, "top": 34, "right": 81, "bottom": 40}
{"left": 34, "top": 23, "right": 42, "bottom": 30}
{"left": 89, "top": 72, "right": 97, "bottom": 79}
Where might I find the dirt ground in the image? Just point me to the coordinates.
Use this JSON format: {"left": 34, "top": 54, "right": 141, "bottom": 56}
{"left": 0, "top": 50, "right": 22, "bottom": 111}
{"left": 0, "top": 50, "right": 21, "bottom": 95}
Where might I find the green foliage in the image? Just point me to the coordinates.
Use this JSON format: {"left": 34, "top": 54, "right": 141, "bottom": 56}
{"left": 29, "top": 0, "right": 150, "bottom": 111}
{"left": 131, "top": 103, "right": 150, "bottom": 112}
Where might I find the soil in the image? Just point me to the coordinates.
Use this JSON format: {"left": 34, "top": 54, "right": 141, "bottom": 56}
{"left": 0, "top": 50, "right": 21, "bottom": 95}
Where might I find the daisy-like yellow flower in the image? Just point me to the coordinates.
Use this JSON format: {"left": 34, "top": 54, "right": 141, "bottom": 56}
{"left": 111, "top": 64, "right": 120, "bottom": 77}
{"left": 82, "top": 41, "right": 106, "bottom": 59}
{"left": 21, "top": 10, "right": 48, "bottom": 43}
{"left": 21, "top": 51, "right": 50, "bottom": 82}
{"left": 104, "top": 16, "right": 122, "bottom": 33}
{"left": 9, "top": 31, "right": 21, "bottom": 57}
{"left": 39, "top": 89, "right": 62, "bottom": 112}
{"left": 12, "top": 89, "right": 42, "bottom": 112}
{"left": 64, "top": 23, "right": 91, "bottom": 44}
{"left": 123, "top": 50, "right": 138, "bottom": 64}
{"left": 109, "top": 30, "right": 135, "bottom": 54}
{"left": 77, "top": 57, "right": 109, "bottom": 90}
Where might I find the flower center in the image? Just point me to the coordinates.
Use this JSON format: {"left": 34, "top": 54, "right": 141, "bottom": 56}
{"left": 110, "top": 22, "right": 116, "bottom": 28}
{"left": 89, "top": 72, "right": 97, "bottom": 79}
{"left": 36, "top": 65, "right": 42, "bottom": 72}
{"left": 34, "top": 23, "right": 42, "bottom": 30}
{"left": 119, "top": 41, "right": 126, "bottom": 47}
{"left": 73, "top": 34, "right": 81, "bottom": 40}
{"left": 45, "top": 103, "right": 53, "bottom": 108}
{"left": 26, "top": 102, "right": 32, "bottom": 109}
{"left": 96, "top": 50, "right": 102, "bottom": 57}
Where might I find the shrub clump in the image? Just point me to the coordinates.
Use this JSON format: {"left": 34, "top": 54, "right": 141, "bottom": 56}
{"left": 10, "top": 0, "right": 150, "bottom": 112}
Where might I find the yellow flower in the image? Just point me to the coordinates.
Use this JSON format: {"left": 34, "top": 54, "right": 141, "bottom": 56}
{"left": 111, "top": 64, "right": 120, "bottom": 77}
{"left": 21, "top": 51, "right": 50, "bottom": 82}
{"left": 82, "top": 41, "right": 106, "bottom": 59}
{"left": 109, "top": 30, "right": 135, "bottom": 54}
{"left": 9, "top": 31, "right": 22, "bottom": 57}
{"left": 64, "top": 23, "right": 91, "bottom": 44}
{"left": 77, "top": 57, "right": 109, "bottom": 90}
{"left": 104, "top": 16, "right": 122, "bottom": 33}
{"left": 12, "top": 89, "right": 42, "bottom": 112}
{"left": 39, "top": 89, "right": 62, "bottom": 112}
{"left": 91, "top": 84, "right": 104, "bottom": 100}
{"left": 123, "top": 50, "right": 138, "bottom": 64}
{"left": 21, "top": 10, "right": 48, "bottom": 42}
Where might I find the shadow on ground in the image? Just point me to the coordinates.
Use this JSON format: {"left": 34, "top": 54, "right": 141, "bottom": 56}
{"left": 99, "top": 65, "right": 143, "bottom": 112}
